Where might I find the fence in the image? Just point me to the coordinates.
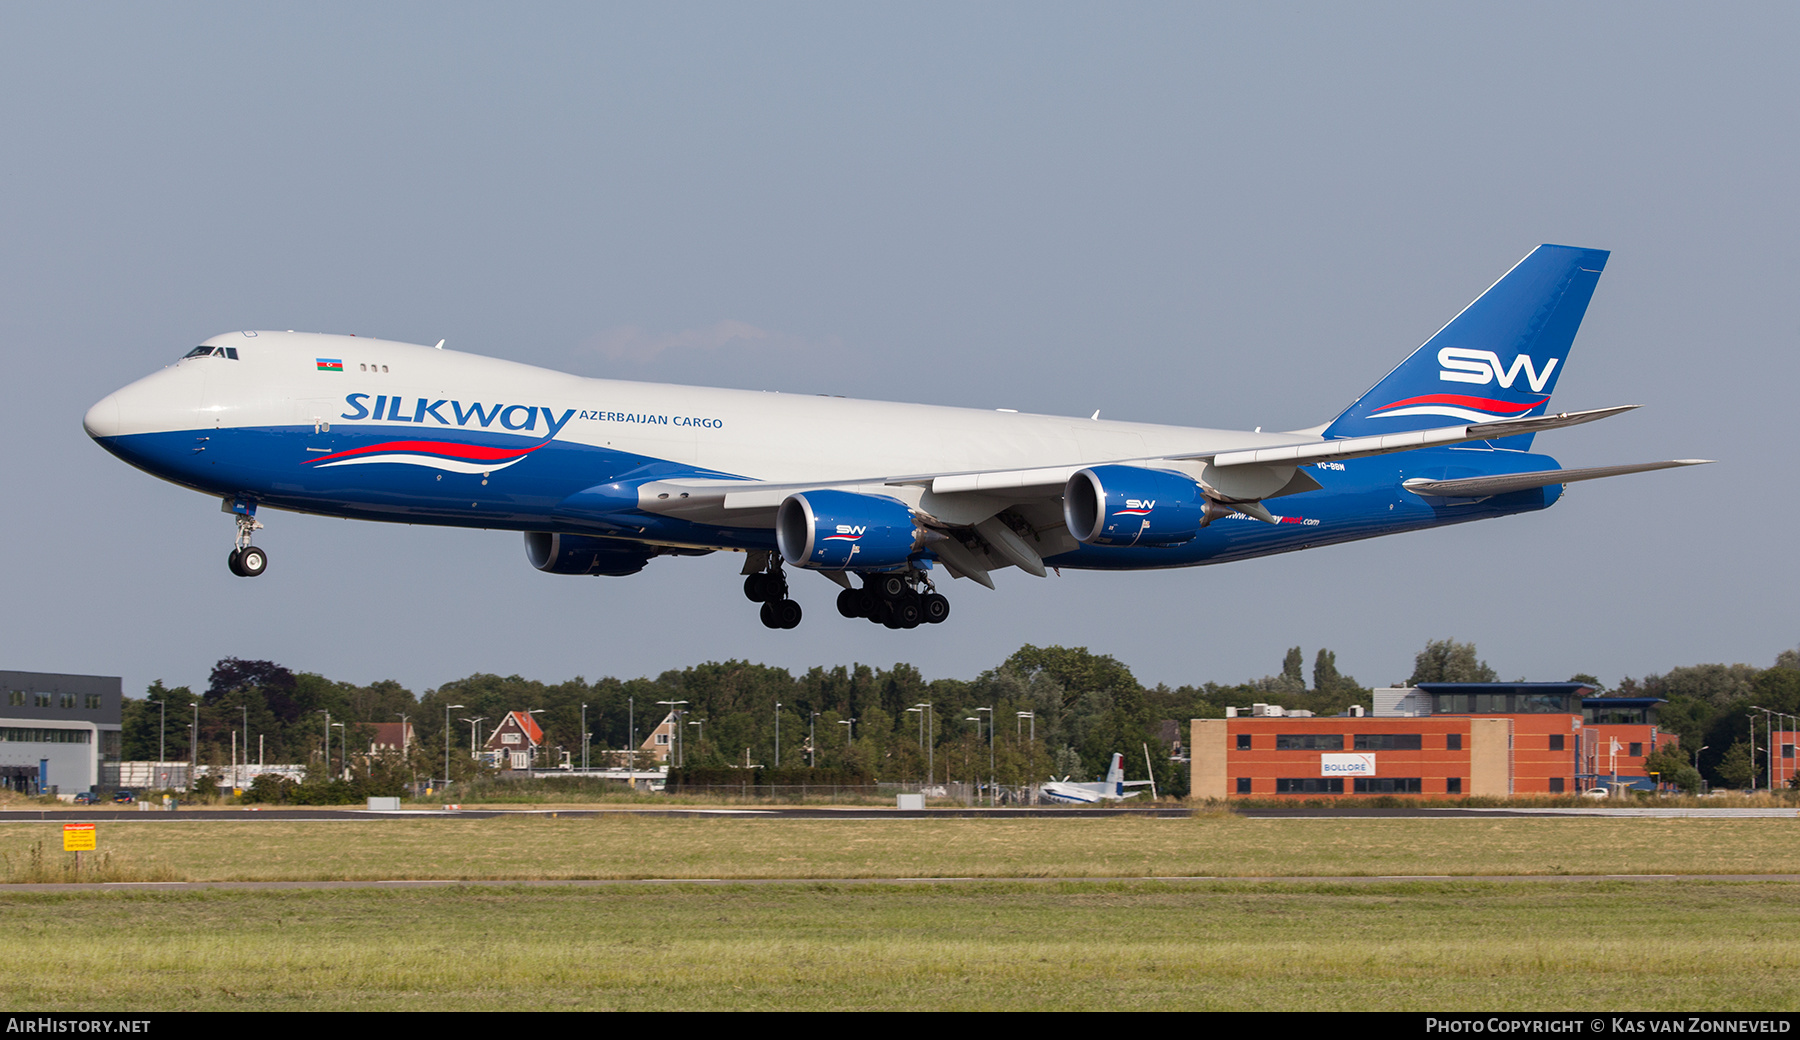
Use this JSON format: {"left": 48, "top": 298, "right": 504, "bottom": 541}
{"left": 108, "top": 762, "right": 305, "bottom": 792}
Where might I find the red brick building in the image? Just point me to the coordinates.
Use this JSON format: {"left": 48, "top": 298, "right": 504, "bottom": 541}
{"left": 1581, "top": 697, "right": 1674, "bottom": 791}
{"left": 1190, "top": 682, "right": 1628, "bottom": 799}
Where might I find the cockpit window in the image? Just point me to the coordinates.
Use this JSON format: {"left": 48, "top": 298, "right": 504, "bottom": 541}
{"left": 183, "top": 346, "right": 214, "bottom": 358}
{"left": 180, "top": 346, "right": 240, "bottom": 360}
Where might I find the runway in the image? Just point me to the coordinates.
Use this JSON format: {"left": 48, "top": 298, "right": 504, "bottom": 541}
{"left": 2, "top": 805, "right": 1793, "bottom": 821}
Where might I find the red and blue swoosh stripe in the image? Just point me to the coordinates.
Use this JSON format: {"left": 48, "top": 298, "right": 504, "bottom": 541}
{"left": 1368, "top": 393, "right": 1546, "bottom": 424}
{"left": 304, "top": 438, "right": 549, "bottom": 474}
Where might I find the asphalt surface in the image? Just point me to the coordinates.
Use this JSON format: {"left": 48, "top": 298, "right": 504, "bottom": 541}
{"left": 0, "top": 806, "right": 1198, "bottom": 821}
{"left": 2, "top": 805, "right": 1794, "bottom": 821}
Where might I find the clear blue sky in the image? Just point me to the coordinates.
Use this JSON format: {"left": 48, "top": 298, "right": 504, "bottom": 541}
{"left": 2, "top": 3, "right": 1793, "bottom": 697}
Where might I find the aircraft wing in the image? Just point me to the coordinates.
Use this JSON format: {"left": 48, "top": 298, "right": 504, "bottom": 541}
{"left": 624, "top": 405, "right": 1643, "bottom": 515}
{"left": 564, "top": 404, "right": 1653, "bottom": 585}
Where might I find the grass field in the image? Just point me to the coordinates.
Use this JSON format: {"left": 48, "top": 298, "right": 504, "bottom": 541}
{"left": 3, "top": 881, "right": 1796, "bottom": 1010}
{"left": 2, "top": 813, "right": 1799, "bottom": 882}
{"left": 4, "top": 814, "right": 1798, "bottom": 1010}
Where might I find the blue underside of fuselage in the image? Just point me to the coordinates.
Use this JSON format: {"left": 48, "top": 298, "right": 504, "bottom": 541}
{"left": 95, "top": 424, "right": 1561, "bottom": 572}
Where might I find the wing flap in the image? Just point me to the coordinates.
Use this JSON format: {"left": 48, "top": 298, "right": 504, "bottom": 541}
{"left": 923, "top": 467, "right": 1078, "bottom": 495}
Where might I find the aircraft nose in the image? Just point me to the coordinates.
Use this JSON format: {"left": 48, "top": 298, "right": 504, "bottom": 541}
{"left": 84, "top": 392, "right": 123, "bottom": 440}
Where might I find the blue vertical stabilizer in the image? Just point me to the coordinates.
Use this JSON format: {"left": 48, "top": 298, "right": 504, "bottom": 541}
{"left": 1322, "top": 245, "right": 1609, "bottom": 449}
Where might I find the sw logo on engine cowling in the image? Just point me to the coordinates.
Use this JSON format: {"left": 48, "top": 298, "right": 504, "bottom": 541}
{"left": 825, "top": 525, "right": 866, "bottom": 542}
{"left": 1114, "top": 499, "right": 1155, "bottom": 516}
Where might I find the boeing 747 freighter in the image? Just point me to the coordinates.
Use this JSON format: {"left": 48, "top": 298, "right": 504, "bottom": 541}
{"left": 85, "top": 245, "right": 1706, "bottom": 629}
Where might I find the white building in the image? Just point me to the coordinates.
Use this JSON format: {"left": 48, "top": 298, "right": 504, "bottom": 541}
{"left": 0, "top": 670, "right": 122, "bottom": 793}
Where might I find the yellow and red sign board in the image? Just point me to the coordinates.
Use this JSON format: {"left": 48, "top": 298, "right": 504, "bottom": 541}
{"left": 62, "top": 823, "right": 95, "bottom": 852}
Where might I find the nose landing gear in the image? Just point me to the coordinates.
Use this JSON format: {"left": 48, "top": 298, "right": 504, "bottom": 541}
{"left": 224, "top": 497, "right": 268, "bottom": 578}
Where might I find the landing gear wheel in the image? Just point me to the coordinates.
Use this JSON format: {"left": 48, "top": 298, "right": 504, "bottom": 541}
{"left": 876, "top": 574, "right": 908, "bottom": 599}
{"left": 744, "top": 574, "right": 770, "bottom": 602}
{"left": 237, "top": 545, "right": 268, "bottom": 578}
{"left": 837, "top": 589, "right": 862, "bottom": 619}
{"left": 759, "top": 601, "right": 781, "bottom": 628}
{"left": 890, "top": 594, "right": 923, "bottom": 628}
{"left": 227, "top": 548, "right": 245, "bottom": 577}
{"left": 921, "top": 593, "right": 950, "bottom": 624}
{"left": 775, "top": 600, "right": 803, "bottom": 629}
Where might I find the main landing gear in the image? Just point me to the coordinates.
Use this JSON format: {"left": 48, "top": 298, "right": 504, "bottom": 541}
{"left": 744, "top": 560, "right": 802, "bottom": 629}
{"left": 836, "top": 571, "right": 950, "bottom": 630}
{"left": 739, "top": 555, "right": 950, "bottom": 631}
{"left": 224, "top": 499, "right": 268, "bottom": 578}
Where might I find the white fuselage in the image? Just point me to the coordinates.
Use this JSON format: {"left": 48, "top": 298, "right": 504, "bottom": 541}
{"left": 85, "top": 331, "right": 1309, "bottom": 486}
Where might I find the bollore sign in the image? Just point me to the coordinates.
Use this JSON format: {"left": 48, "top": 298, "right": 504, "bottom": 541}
{"left": 1320, "top": 753, "right": 1377, "bottom": 777}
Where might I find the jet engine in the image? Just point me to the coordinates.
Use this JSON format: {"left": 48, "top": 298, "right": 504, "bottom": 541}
{"left": 1063, "top": 465, "right": 1209, "bottom": 547}
{"left": 777, "top": 489, "right": 934, "bottom": 570}
{"left": 524, "top": 532, "right": 656, "bottom": 576}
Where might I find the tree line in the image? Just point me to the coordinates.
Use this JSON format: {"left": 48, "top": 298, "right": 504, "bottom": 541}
{"left": 118, "top": 638, "right": 1800, "bottom": 795}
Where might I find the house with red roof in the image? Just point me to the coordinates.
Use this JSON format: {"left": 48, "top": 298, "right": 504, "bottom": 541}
{"left": 368, "top": 721, "right": 413, "bottom": 755}
{"left": 483, "top": 712, "right": 544, "bottom": 771}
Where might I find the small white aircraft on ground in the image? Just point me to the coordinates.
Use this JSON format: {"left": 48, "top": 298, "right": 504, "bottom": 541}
{"left": 1039, "top": 753, "right": 1156, "bottom": 804}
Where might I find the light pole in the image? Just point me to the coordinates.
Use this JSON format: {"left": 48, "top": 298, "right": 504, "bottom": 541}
{"left": 392, "top": 711, "right": 414, "bottom": 792}
{"left": 774, "top": 702, "right": 781, "bottom": 768}
{"left": 443, "top": 704, "right": 464, "bottom": 787}
{"left": 907, "top": 706, "right": 923, "bottom": 781}
{"left": 809, "top": 712, "right": 819, "bottom": 767}
{"left": 1773, "top": 712, "right": 1793, "bottom": 790}
{"left": 656, "top": 701, "right": 688, "bottom": 767}
{"left": 316, "top": 709, "right": 331, "bottom": 779}
{"left": 527, "top": 709, "right": 547, "bottom": 771}
{"left": 1745, "top": 711, "right": 1762, "bottom": 790}
{"left": 839, "top": 717, "right": 855, "bottom": 746}
{"left": 332, "top": 722, "right": 346, "bottom": 780}
{"left": 1752, "top": 705, "right": 1777, "bottom": 791}
{"left": 689, "top": 718, "right": 706, "bottom": 757}
{"left": 150, "top": 699, "right": 166, "bottom": 772}
{"left": 240, "top": 705, "right": 250, "bottom": 790}
{"left": 964, "top": 717, "right": 979, "bottom": 802}
{"left": 976, "top": 707, "right": 994, "bottom": 805}
{"left": 915, "top": 703, "right": 933, "bottom": 785}
{"left": 1017, "top": 710, "right": 1035, "bottom": 797}
{"left": 580, "top": 703, "right": 589, "bottom": 772}
{"left": 462, "top": 717, "right": 487, "bottom": 762}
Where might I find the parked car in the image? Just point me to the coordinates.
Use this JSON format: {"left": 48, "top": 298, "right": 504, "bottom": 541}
{"left": 112, "top": 788, "right": 135, "bottom": 804}
{"left": 72, "top": 791, "right": 98, "bottom": 805}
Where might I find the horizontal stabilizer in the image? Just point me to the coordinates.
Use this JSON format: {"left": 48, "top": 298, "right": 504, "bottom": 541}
{"left": 1204, "top": 405, "right": 1638, "bottom": 468}
{"left": 1403, "top": 459, "right": 1713, "bottom": 499}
